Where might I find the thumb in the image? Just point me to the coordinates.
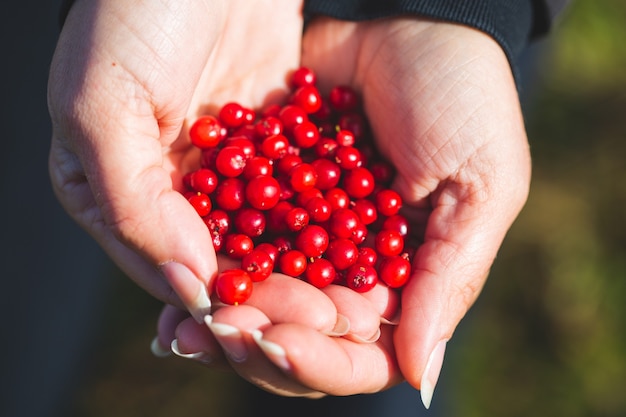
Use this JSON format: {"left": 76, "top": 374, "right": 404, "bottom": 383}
{"left": 48, "top": 0, "right": 222, "bottom": 322}
{"left": 395, "top": 190, "right": 524, "bottom": 409}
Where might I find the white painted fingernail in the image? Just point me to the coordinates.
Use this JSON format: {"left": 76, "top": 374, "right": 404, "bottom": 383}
{"left": 160, "top": 261, "right": 211, "bottom": 323}
{"left": 206, "top": 320, "right": 248, "bottom": 363}
{"left": 150, "top": 337, "right": 171, "bottom": 358}
{"left": 420, "top": 339, "right": 447, "bottom": 409}
{"left": 345, "top": 327, "right": 381, "bottom": 344}
{"left": 252, "top": 330, "right": 291, "bottom": 372}
{"left": 170, "top": 339, "right": 212, "bottom": 364}
{"left": 324, "top": 314, "right": 351, "bottom": 336}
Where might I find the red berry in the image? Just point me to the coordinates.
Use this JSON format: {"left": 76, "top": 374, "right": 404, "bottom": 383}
{"left": 214, "top": 269, "right": 253, "bottom": 305}
{"left": 351, "top": 198, "right": 378, "bottom": 225}
{"left": 324, "top": 187, "right": 350, "bottom": 211}
{"left": 279, "top": 104, "right": 308, "bottom": 132}
{"left": 334, "top": 145, "right": 362, "bottom": 170}
{"left": 375, "top": 229, "right": 404, "bottom": 257}
{"left": 345, "top": 263, "right": 378, "bottom": 293}
{"left": 218, "top": 102, "right": 246, "bottom": 128}
{"left": 234, "top": 207, "right": 266, "bottom": 238}
{"left": 215, "top": 145, "right": 247, "bottom": 177}
{"left": 304, "top": 196, "right": 332, "bottom": 223}
{"left": 278, "top": 249, "right": 307, "bottom": 277}
{"left": 289, "top": 163, "right": 318, "bottom": 193}
{"left": 245, "top": 175, "right": 281, "bottom": 210}
{"left": 260, "top": 134, "right": 289, "bottom": 159}
{"left": 189, "top": 168, "right": 218, "bottom": 194}
{"left": 324, "top": 238, "right": 359, "bottom": 271}
{"left": 285, "top": 207, "right": 310, "bottom": 231}
{"left": 295, "top": 224, "right": 329, "bottom": 258}
{"left": 375, "top": 189, "right": 403, "bottom": 217}
{"left": 215, "top": 178, "right": 246, "bottom": 211}
{"left": 305, "top": 258, "right": 336, "bottom": 289}
{"left": 342, "top": 166, "right": 375, "bottom": 199}
{"left": 189, "top": 115, "right": 226, "bottom": 149}
{"left": 357, "top": 246, "right": 378, "bottom": 266}
{"left": 243, "top": 156, "right": 273, "bottom": 180}
{"left": 255, "top": 116, "right": 283, "bottom": 138}
{"left": 292, "top": 120, "right": 320, "bottom": 148}
{"left": 204, "top": 209, "right": 230, "bottom": 237}
{"left": 328, "top": 208, "right": 361, "bottom": 239}
{"left": 379, "top": 255, "right": 411, "bottom": 288}
{"left": 187, "top": 192, "right": 212, "bottom": 217}
{"left": 328, "top": 85, "right": 359, "bottom": 112}
{"left": 311, "top": 158, "right": 341, "bottom": 190}
{"left": 291, "top": 66, "right": 316, "bottom": 88}
{"left": 335, "top": 129, "right": 355, "bottom": 147}
{"left": 224, "top": 233, "right": 254, "bottom": 259}
{"left": 382, "top": 214, "right": 409, "bottom": 237}
{"left": 291, "top": 85, "right": 322, "bottom": 114}
{"left": 241, "top": 248, "right": 274, "bottom": 282}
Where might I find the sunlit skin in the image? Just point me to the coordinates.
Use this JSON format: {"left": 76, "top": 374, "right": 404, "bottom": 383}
{"left": 48, "top": 0, "right": 530, "bottom": 403}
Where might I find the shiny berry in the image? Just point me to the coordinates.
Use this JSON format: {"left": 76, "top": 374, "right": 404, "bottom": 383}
{"left": 305, "top": 258, "right": 336, "bottom": 289}
{"left": 278, "top": 249, "right": 307, "bottom": 277}
{"left": 214, "top": 269, "right": 253, "bottom": 305}
{"left": 245, "top": 175, "right": 281, "bottom": 210}
{"left": 189, "top": 115, "right": 226, "bottom": 149}
{"left": 375, "top": 229, "right": 404, "bottom": 257}
{"left": 241, "top": 248, "right": 274, "bottom": 282}
{"left": 345, "top": 264, "right": 378, "bottom": 293}
{"left": 295, "top": 225, "right": 329, "bottom": 258}
{"left": 379, "top": 255, "right": 411, "bottom": 288}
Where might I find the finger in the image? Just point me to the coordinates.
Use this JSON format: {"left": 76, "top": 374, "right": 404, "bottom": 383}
{"left": 320, "top": 284, "right": 382, "bottom": 343}
{"left": 254, "top": 323, "right": 402, "bottom": 396}
{"left": 243, "top": 273, "right": 346, "bottom": 336}
{"left": 207, "top": 305, "right": 326, "bottom": 397}
{"left": 151, "top": 304, "right": 189, "bottom": 357}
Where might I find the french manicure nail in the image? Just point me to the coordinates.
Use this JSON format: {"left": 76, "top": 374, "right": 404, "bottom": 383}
{"left": 420, "top": 339, "right": 447, "bottom": 409}
{"left": 251, "top": 330, "right": 291, "bottom": 373}
{"left": 206, "top": 320, "right": 248, "bottom": 362}
{"left": 325, "top": 314, "right": 351, "bottom": 336}
{"left": 150, "top": 337, "right": 172, "bottom": 358}
{"left": 345, "top": 327, "right": 381, "bottom": 344}
{"left": 160, "top": 261, "right": 211, "bottom": 324}
{"left": 170, "top": 339, "right": 212, "bottom": 364}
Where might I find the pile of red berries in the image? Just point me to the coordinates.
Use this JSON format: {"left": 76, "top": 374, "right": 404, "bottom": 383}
{"left": 182, "top": 67, "right": 413, "bottom": 305}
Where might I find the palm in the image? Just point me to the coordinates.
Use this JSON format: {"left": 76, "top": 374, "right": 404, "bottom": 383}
{"left": 49, "top": 0, "right": 304, "bottom": 303}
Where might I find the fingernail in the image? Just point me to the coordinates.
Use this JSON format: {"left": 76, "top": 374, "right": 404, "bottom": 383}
{"left": 160, "top": 261, "right": 211, "bottom": 324}
{"left": 150, "top": 336, "right": 171, "bottom": 358}
{"left": 170, "top": 339, "right": 212, "bottom": 364}
{"left": 345, "top": 327, "right": 381, "bottom": 344}
{"left": 205, "top": 316, "right": 248, "bottom": 362}
{"left": 251, "top": 330, "right": 291, "bottom": 373}
{"left": 324, "top": 314, "right": 350, "bottom": 336}
{"left": 420, "top": 339, "right": 447, "bottom": 409}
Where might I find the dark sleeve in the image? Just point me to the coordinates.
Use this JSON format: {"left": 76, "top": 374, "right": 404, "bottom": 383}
{"left": 303, "top": 0, "right": 570, "bottom": 81}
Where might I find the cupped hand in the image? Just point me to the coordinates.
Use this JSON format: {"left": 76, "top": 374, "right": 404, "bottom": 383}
{"left": 48, "top": 0, "right": 304, "bottom": 321}
{"left": 300, "top": 17, "right": 532, "bottom": 406}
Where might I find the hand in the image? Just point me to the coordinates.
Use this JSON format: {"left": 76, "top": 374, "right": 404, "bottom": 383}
{"left": 48, "top": 0, "right": 304, "bottom": 321}
{"left": 301, "top": 17, "right": 531, "bottom": 406}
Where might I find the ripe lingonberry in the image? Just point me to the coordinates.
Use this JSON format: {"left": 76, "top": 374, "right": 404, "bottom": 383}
{"left": 305, "top": 258, "right": 336, "bottom": 289}
{"left": 214, "top": 269, "right": 253, "bottom": 305}
{"left": 295, "top": 224, "right": 329, "bottom": 258}
{"left": 345, "top": 263, "right": 378, "bottom": 293}
{"left": 241, "top": 248, "right": 274, "bottom": 282}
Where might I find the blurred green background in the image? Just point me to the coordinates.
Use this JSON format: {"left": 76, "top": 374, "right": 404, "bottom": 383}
{"left": 64, "top": 1, "right": 626, "bottom": 416}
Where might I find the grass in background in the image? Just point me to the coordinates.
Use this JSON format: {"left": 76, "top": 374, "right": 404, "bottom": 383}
{"left": 448, "top": 0, "right": 626, "bottom": 415}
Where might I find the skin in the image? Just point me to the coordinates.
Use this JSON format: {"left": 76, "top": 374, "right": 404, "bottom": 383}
{"left": 48, "top": 0, "right": 531, "bottom": 403}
